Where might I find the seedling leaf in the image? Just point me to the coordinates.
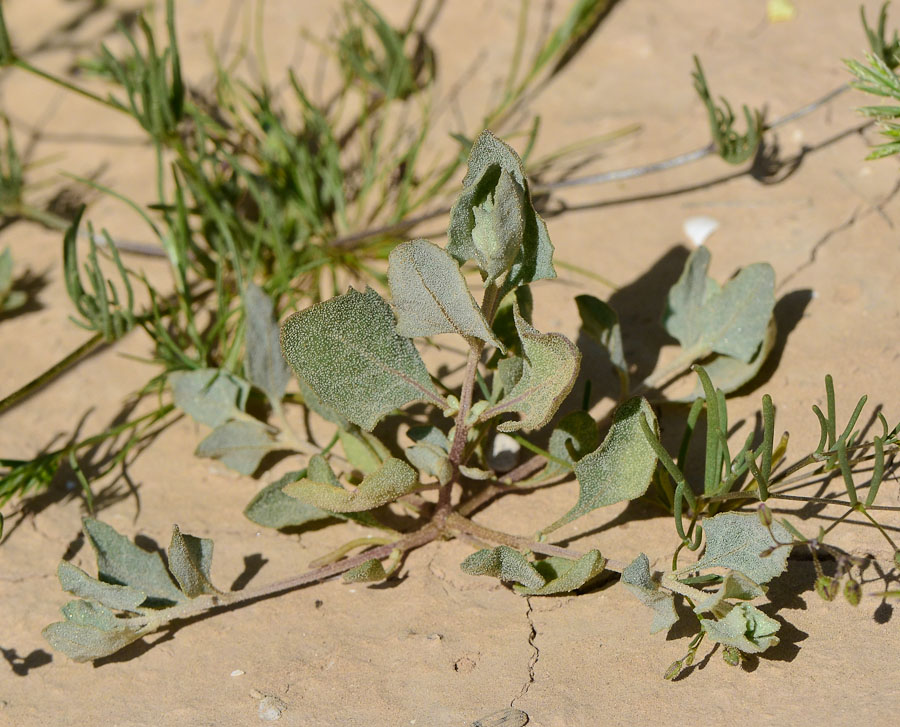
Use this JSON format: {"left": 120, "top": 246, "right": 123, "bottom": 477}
{"left": 514, "top": 550, "right": 606, "bottom": 595}
{"left": 681, "top": 512, "right": 790, "bottom": 584}
{"left": 700, "top": 602, "right": 780, "bottom": 653}
{"left": 244, "top": 283, "right": 291, "bottom": 405}
{"left": 388, "top": 239, "right": 501, "bottom": 347}
{"left": 195, "top": 419, "right": 279, "bottom": 475}
{"left": 459, "top": 545, "right": 546, "bottom": 591}
{"left": 283, "top": 457, "right": 418, "bottom": 512}
{"left": 343, "top": 558, "right": 387, "bottom": 583}
{"left": 484, "top": 305, "right": 580, "bottom": 432}
{"left": 692, "top": 570, "right": 766, "bottom": 616}
{"left": 405, "top": 426, "right": 452, "bottom": 484}
{"left": 448, "top": 130, "right": 555, "bottom": 289}
{"left": 57, "top": 561, "right": 147, "bottom": 611}
{"left": 82, "top": 518, "right": 184, "bottom": 604}
{"left": 620, "top": 553, "right": 678, "bottom": 634}
{"left": 544, "top": 398, "right": 658, "bottom": 534}
{"left": 281, "top": 287, "right": 445, "bottom": 431}
{"left": 170, "top": 368, "right": 250, "bottom": 428}
{"left": 167, "top": 525, "right": 220, "bottom": 598}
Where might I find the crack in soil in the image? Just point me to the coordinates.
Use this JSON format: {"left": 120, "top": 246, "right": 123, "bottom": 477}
{"left": 510, "top": 597, "right": 538, "bottom": 709}
{"left": 778, "top": 177, "right": 900, "bottom": 291}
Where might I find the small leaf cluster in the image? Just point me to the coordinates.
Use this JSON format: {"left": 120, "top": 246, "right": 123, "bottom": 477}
{"left": 43, "top": 518, "right": 222, "bottom": 662}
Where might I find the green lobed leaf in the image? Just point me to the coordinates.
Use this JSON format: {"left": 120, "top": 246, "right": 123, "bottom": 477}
{"left": 82, "top": 518, "right": 184, "bottom": 604}
{"left": 459, "top": 545, "right": 546, "bottom": 591}
{"left": 544, "top": 398, "right": 658, "bottom": 534}
{"left": 663, "top": 247, "right": 775, "bottom": 364}
{"left": 57, "top": 561, "right": 147, "bottom": 612}
{"left": 244, "top": 283, "right": 291, "bottom": 405}
{"left": 283, "top": 457, "right": 418, "bottom": 512}
{"left": 343, "top": 558, "right": 387, "bottom": 583}
{"left": 194, "top": 419, "right": 279, "bottom": 475}
{"left": 692, "top": 569, "right": 766, "bottom": 617}
{"left": 620, "top": 553, "right": 678, "bottom": 635}
{"left": 170, "top": 368, "right": 250, "bottom": 428}
{"left": 700, "top": 602, "right": 780, "bottom": 654}
{"left": 281, "top": 287, "right": 445, "bottom": 431}
{"left": 42, "top": 618, "right": 146, "bottom": 663}
{"left": 681, "top": 512, "right": 791, "bottom": 584}
{"left": 167, "top": 525, "right": 220, "bottom": 598}
{"left": 575, "top": 294, "right": 629, "bottom": 394}
{"left": 514, "top": 550, "right": 606, "bottom": 595}
{"left": 483, "top": 305, "right": 580, "bottom": 433}
{"left": 388, "top": 239, "right": 501, "bottom": 347}
{"left": 447, "top": 130, "right": 555, "bottom": 289}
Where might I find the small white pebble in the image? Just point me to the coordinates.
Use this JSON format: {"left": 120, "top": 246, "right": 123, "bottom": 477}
{"left": 231, "top": 669, "right": 245, "bottom": 677}
{"left": 258, "top": 695, "right": 287, "bottom": 721}
{"left": 683, "top": 216, "right": 719, "bottom": 247}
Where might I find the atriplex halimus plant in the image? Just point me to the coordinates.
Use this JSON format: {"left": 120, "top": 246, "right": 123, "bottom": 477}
{"left": 43, "top": 131, "right": 900, "bottom": 676}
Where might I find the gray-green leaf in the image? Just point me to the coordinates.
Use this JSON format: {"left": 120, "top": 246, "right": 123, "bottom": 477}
{"left": 167, "top": 525, "right": 220, "bottom": 598}
{"left": 469, "top": 168, "right": 525, "bottom": 283}
{"left": 170, "top": 368, "right": 250, "bottom": 428}
{"left": 672, "top": 317, "right": 777, "bottom": 402}
{"left": 544, "top": 398, "right": 658, "bottom": 534}
{"left": 60, "top": 599, "right": 120, "bottom": 629}
{"left": 576, "top": 294, "right": 629, "bottom": 395}
{"left": 194, "top": 419, "right": 279, "bottom": 475}
{"left": 447, "top": 130, "right": 555, "bottom": 290}
{"left": 540, "top": 410, "right": 599, "bottom": 480}
{"left": 459, "top": 546, "right": 545, "bottom": 591}
{"left": 482, "top": 305, "right": 580, "bottom": 433}
{"left": 245, "top": 469, "right": 334, "bottom": 529}
{"left": 82, "top": 518, "right": 184, "bottom": 604}
{"left": 620, "top": 553, "right": 678, "bottom": 634}
{"left": 246, "top": 469, "right": 332, "bottom": 529}
{"left": 42, "top": 618, "right": 146, "bottom": 663}
{"left": 388, "top": 239, "right": 501, "bottom": 348}
{"left": 283, "top": 457, "right": 418, "bottom": 512}
{"left": 681, "top": 512, "right": 790, "bottom": 584}
{"left": 700, "top": 602, "right": 780, "bottom": 653}
{"left": 244, "top": 283, "right": 291, "bottom": 404}
{"left": 514, "top": 550, "right": 606, "bottom": 595}
{"left": 57, "top": 561, "right": 146, "bottom": 612}
{"left": 281, "top": 287, "right": 445, "bottom": 431}
{"left": 663, "top": 246, "right": 775, "bottom": 363}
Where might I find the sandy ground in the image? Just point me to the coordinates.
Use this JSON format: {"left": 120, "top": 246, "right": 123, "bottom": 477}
{"left": 2, "top": 1, "right": 900, "bottom": 725}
